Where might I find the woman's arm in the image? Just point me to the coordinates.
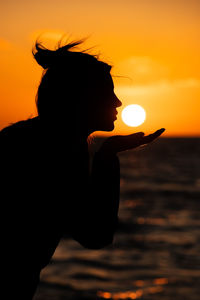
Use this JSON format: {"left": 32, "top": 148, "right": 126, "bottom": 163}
{"left": 67, "top": 129, "right": 165, "bottom": 249}
{"left": 68, "top": 148, "right": 120, "bottom": 249}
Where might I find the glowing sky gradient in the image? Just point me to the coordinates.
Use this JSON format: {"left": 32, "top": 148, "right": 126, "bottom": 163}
{"left": 0, "top": 0, "right": 199, "bottom": 136}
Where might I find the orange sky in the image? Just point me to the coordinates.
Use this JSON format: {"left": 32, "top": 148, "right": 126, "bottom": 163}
{"left": 0, "top": 0, "right": 199, "bottom": 136}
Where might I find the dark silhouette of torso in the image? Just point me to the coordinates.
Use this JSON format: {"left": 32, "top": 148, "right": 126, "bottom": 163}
{"left": 0, "top": 117, "right": 120, "bottom": 299}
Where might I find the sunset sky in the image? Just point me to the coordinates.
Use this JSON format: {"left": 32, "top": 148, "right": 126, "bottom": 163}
{"left": 0, "top": 0, "right": 199, "bottom": 136}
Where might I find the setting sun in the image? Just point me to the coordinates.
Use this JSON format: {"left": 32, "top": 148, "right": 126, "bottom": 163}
{"left": 121, "top": 104, "right": 146, "bottom": 127}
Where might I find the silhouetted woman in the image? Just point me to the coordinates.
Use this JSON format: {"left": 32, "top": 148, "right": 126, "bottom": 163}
{"left": 0, "top": 38, "right": 164, "bottom": 299}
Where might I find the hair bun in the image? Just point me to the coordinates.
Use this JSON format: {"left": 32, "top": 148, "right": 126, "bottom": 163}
{"left": 32, "top": 43, "right": 57, "bottom": 69}
{"left": 32, "top": 39, "right": 85, "bottom": 69}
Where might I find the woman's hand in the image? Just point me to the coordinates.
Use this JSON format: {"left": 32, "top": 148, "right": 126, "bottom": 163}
{"left": 99, "top": 128, "right": 165, "bottom": 156}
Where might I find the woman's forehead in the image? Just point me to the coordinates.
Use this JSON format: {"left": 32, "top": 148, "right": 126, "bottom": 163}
{"left": 99, "top": 72, "right": 114, "bottom": 88}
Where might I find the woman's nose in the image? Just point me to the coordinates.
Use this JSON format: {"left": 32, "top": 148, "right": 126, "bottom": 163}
{"left": 115, "top": 95, "right": 122, "bottom": 108}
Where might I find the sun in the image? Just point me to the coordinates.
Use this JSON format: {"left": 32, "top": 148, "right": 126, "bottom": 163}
{"left": 121, "top": 104, "right": 146, "bottom": 127}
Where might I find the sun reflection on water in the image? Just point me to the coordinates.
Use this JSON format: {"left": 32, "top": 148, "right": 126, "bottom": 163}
{"left": 97, "top": 277, "right": 168, "bottom": 299}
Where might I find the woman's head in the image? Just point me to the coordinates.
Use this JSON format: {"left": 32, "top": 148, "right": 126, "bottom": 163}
{"left": 33, "top": 38, "right": 121, "bottom": 135}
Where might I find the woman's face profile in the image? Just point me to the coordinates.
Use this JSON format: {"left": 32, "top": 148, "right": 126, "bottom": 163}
{"left": 88, "top": 72, "right": 122, "bottom": 133}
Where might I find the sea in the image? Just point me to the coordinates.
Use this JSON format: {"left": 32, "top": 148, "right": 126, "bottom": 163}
{"left": 34, "top": 138, "right": 200, "bottom": 300}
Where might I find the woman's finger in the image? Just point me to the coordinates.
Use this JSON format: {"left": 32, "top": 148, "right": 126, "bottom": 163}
{"left": 141, "top": 128, "right": 165, "bottom": 144}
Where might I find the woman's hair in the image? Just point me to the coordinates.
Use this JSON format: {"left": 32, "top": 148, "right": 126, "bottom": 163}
{"left": 32, "top": 37, "right": 112, "bottom": 121}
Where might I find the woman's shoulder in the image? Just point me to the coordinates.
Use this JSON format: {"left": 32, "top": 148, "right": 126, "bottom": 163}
{"left": 0, "top": 117, "right": 40, "bottom": 140}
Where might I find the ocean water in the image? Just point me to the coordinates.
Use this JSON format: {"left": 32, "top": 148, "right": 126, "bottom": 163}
{"left": 34, "top": 138, "right": 200, "bottom": 300}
